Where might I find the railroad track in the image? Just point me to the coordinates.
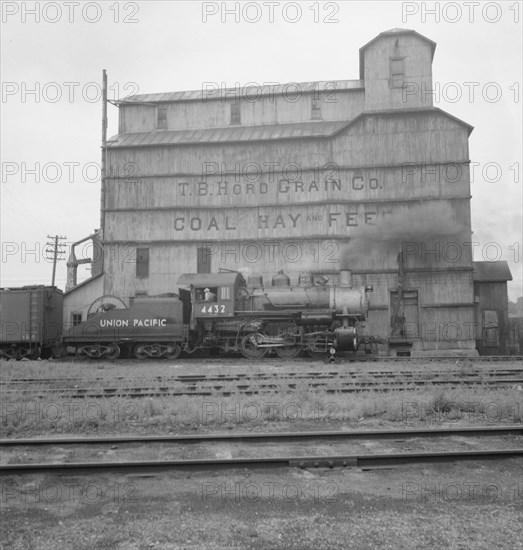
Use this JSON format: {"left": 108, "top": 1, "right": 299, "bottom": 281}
{"left": 4, "top": 369, "right": 523, "bottom": 382}
{"left": 44, "top": 355, "right": 521, "bottom": 364}
{"left": 2, "top": 426, "right": 522, "bottom": 474}
{"left": 341, "top": 355, "right": 523, "bottom": 363}
{"left": 1, "top": 377, "right": 522, "bottom": 399}
{"left": 2, "top": 367, "right": 522, "bottom": 386}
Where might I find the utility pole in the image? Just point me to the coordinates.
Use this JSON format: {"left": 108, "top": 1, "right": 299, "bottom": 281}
{"left": 100, "top": 69, "right": 108, "bottom": 239}
{"left": 45, "top": 235, "right": 67, "bottom": 287}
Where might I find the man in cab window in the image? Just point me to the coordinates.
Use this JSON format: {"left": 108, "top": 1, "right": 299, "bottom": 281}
{"left": 204, "top": 288, "right": 216, "bottom": 302}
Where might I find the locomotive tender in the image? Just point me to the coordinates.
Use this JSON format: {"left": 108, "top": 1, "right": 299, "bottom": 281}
{"left": 63, "top": 268, "right": 372, "bottom": 360}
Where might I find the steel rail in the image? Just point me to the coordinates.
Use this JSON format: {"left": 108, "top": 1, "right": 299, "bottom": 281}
{"left": 1, "top": 425, "right": 521, "bottom": 446}
{"left": 1, "top": 449, "right": 521, "bottom": 475}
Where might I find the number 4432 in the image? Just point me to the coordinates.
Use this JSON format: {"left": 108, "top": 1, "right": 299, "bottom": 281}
{"left": 201, "top": 304, "right": 226, "bottom": 314}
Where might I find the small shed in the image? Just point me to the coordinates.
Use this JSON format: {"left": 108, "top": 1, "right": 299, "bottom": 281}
{"left": 473, "top": 261, "right": 512, "bottom": 355}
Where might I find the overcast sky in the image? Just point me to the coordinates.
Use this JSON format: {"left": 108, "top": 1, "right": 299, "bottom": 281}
{"left": 1, "top": 0, "right": 522, "bottom": 300}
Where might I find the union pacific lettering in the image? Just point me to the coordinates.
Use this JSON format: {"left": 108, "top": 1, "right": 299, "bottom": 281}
{"left": 99, "top": 319, "right": 167, "bottom": 328}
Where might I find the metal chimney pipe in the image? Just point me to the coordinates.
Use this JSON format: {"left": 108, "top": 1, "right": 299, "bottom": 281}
{"left": 65, "top": 233, "right": 97, "bottom": 292}
{"left": 65, "top": 249, "right": 78, "bottom": 292}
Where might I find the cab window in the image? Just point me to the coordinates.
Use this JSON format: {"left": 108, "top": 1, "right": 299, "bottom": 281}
{"left": 195, "top": 287, "right": 218, "bottom": 302}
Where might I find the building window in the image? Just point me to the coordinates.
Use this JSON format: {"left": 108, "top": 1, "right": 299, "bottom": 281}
{"left": 136, "top": 248, "right": 149, "bottom": 278}
{"left": 230, "top": 103, "right": 241, "bottom": 125}
{"left": 390, "top": 58, "right": 405, "bottom": 88}
{"left": 197, "top": 247, "right": 211, "bottom": 274}
{"left": 157, "top": 106, "right": 167, "bottom": 129}
{"left": 72, "top": 313, "right": 82, "bottom": 326}
{"left": 311, "top": 98, "right": 322, "bottom": 120}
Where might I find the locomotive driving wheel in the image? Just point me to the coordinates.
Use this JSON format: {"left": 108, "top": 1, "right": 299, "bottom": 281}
{"left": 275, "top": 346, "right": 301, "bottom": 359}
{"left": 274, "top": 322, "right": 301, "bottom": 358}
{"left": 306, "top": 335, "right": 329, "bottom": 359}
{"left": 240, "top": 333, "right": 268, "bottom": 359}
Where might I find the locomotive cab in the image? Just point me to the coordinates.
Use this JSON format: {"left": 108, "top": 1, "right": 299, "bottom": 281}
{"left": 177, "top": 272, "right": 247, "bottom": 324}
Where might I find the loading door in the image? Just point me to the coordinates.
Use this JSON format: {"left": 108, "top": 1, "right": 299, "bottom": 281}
{"left": 390, "top": 290, "right": 419, "bottom": 340}
{"left": 482, "top": 310, "right": 499, "bottom": 348}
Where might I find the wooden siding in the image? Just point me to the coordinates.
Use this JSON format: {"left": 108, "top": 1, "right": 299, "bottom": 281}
{"left": 119, "top": 89, "right": 365, "bottom": 133}
{"left": 103, "top": 199, "right": 470, "bottom": 253}
{"left": 119, "top": 105, "right": 157, "bottom": 134}
{"left": 108, "top": 112, "right": 470, "bottom": 171}
{"left": 104, "top": 164, "right": 471, "bottom": 210}
{"left": 63, "top": 276, "right": 104, "bottom": 330}
{"left": 363, "top": 34, "right": 433, "bottom": 111}
{"left": 474, "top": 281, "right": 511, "bottom": 355}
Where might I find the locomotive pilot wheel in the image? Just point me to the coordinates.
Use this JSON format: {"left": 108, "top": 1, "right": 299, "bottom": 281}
{"left": 240, "top": 333, "right": 268, "bottom": 360}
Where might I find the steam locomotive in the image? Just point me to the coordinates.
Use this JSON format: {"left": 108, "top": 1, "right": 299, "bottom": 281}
{"left": 1, "top": 269, "right": 372, "bottom": 360}
{"left": 62, "top": 269, "right": 373, "bottom": 360}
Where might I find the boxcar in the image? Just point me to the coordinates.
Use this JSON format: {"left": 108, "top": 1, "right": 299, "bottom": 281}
{"left": 0, "top": 286, "right": 63, "bottom": 360}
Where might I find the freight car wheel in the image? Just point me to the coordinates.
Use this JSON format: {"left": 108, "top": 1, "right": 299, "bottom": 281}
{"left": 133, "top": 344, "right": 149, "bottom": 360}
{"left": 105, "top": 343, "right": 121, "bottom": 360}
{"left": 76, "top": 347, "right": 88, "bottom": 359}
{"left": 164, "top": 343, "right": 182, "bottom": 360}
{"left": 40, "top": 347, "right": 53, "bottom": 360}
{"left": 27, "top": 346, "right": 41, "bottom": 361}
{"left": 240, "top": 333, "right": 268, "bottom": 360}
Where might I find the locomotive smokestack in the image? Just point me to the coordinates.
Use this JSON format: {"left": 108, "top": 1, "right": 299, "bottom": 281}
{"left": 339, "top": 269, "right": 352, "bottom": 287}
